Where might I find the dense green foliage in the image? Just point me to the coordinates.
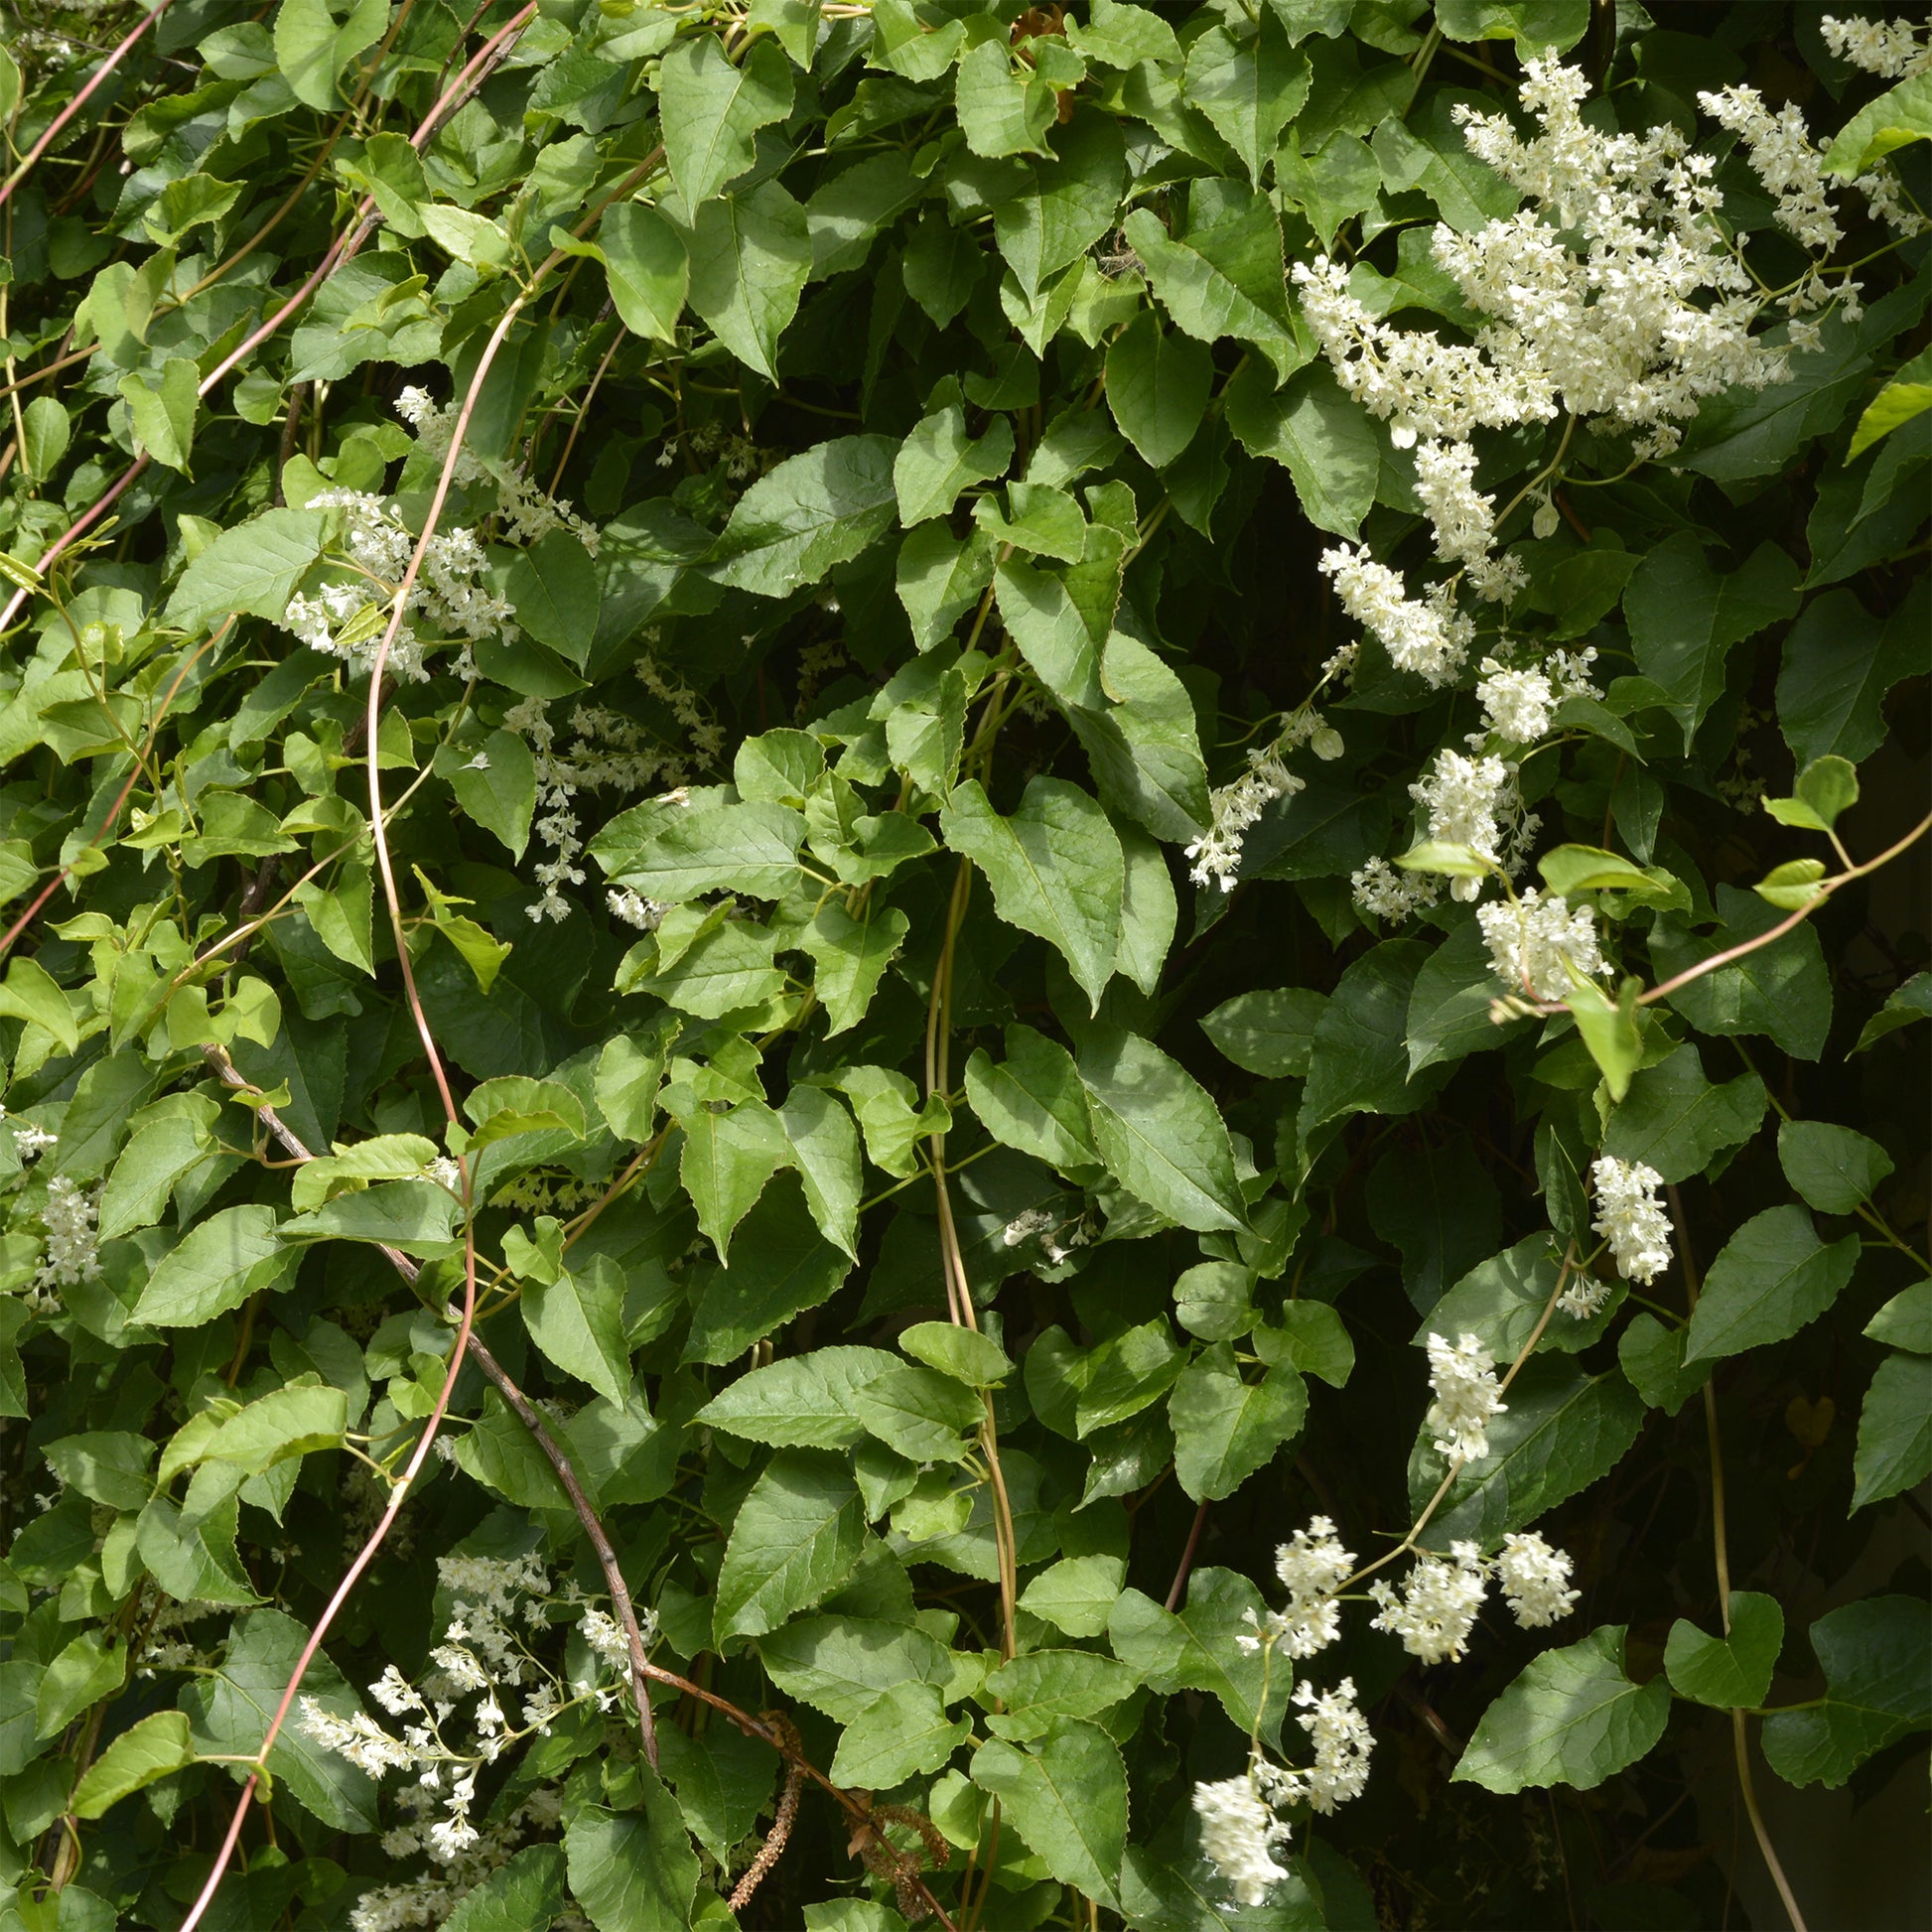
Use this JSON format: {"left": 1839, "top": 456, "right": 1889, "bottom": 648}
{"left": 0, "top": 0, "right": 1927, "bottom": 1927}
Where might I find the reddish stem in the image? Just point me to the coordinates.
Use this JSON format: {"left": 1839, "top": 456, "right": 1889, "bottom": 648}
{"left": 0, "top": 0, "right": 179, "bottom": 214}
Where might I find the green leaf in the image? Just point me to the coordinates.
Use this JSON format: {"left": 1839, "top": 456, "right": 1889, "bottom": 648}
{"left": 1622, "top": 534, "right": 1801, "bottom": 752}
{"left": 964, "top": 1026, "right": 1098, "bottom": 1174}
{"left": 778, "top": 1085, "right": 863, "bottom": 1259}
{"left": 1852, "top": 971, "right": 1932, "bottom": 1055}
{"left": 1224, "top": 361, "right": 1378, "bottom": 539}
{"left": 1777, "top": 584, "right": 1927, "bottom": 768}
{"left": 1752, "top": 858, "right": 1828, "bottom": 912}
{"left": 1418, "top": 1358, "right": 1646, "bottom": 1544}
{"left": 118, "top": 357, "right": 199, "bottom": 473}
{"left": 1537, "top": 845, "right": 1685, "bottom": 905}
{"left": 831, "top": 1681, "right": 970, "bottom": 1788}
{"left": 505, "top": 529, "right": 600, "bottom": 668}
{"left": 1020, "top": 1555, "right": 1127, "bottom": 1639}
{"left": 1664, "top": 1592, "right": 1783, "bottom": 1710}
{"left": 1436, "top": 0, "right": 1587, "bottom": 42}
{"left": 800, "top": 900, "right": 909, "bottom": 1036}
{"left": 69, "top": 1711, "right": 196, "bottom": 1819}
{"left": 954, "top": 39, "right": 1054, "bottom": 158}
{"left": 1762, "top": 1596, "right": 1931, "bottom": 1788}
{"left": 1848, "top": 344, "right": 1932, "bottom": 459}
{"left": 36, "top": 1630, "right": 126, "bottom": 1739}
{"left": 940, "top": 776, "right": 1123, "bottom": 1012}
{"left": 443, "top": 1846, "right": 567, "bottom": 1932}
{"left": 714, "top": 1449, "right": 867, "bottom": 1643}
{"left": 1199, "top": 986, "right": 1325, "bottom": 1078}
{"left": 758, "top": 1614, "right": 951, "bottom": 1724}
{"left": 523, "top": 1259, "right": 630, "bottom": 1407}
{"left": 1077, "top": 1025, "right": 1247, "bottom": 1233}
{"left": 1823, "top": 69, "right": 1932, "bottom": 175}
{"left": 853, "top": 1363, "right": 983, "bottom": 1462}
{"left": 187, "top": 1607, "right": 375, "bottom": 1829}
{"left": 442, "top": 730, "right": 536, "bottom": 861}
{"left": 1181, "top": 19, "right": 1310, "bottom": 185}
{"left": 1106, "top": 311, "right": 1212, "bottom": 470}
{"left": 1776, "top": 1119, "right": 1893, "bottom": 1216}
{"left": 166, "top": 507, "right": 325, "bottom": 632}
{"left": 1600, "top": 1044, "right": 1765, "bottom": 1184}
{"left": 1454, "top": 1626, "right": 1670, "bottom": 1793}
{"left": 202, "top": 1382, "right": 348, "bottom": 1475}
{"left": 684, "top": 1177, "right": 852, "bottom": 1358}
{"left": 0, "top": 955, "right": 78, "bottom": 1052}
{"left": 1683, "top": 1205, "right": 1859, "bottom": 1364}
{"left": 897, "top": 1320, "right": 1013, "bottom": 1387}
{"left": 1419, "top": 1237, "right": 1614, "bottom": 1361}
{"left": 1122, "top": 199, "right": 1303, "bottom": 383}
{"left": 1762, "top": 755, "right": 1860, "bottom": 834}
{"left": 421, "top": 205, "right": 511, "bottom": 269}
{"left": 565, "top": 1781, "right": 700, "bottom": 1931}
{"left": 1616, "top": 1313, "right": 1706, "bottom": 1418}
{"left": 1170, "top": 1345, "right": 1306, "bottom": 1501}
{"left": 582, "top": 206, "right": 689, "bottom": 342}
{"left": 708, "top": 434, "right": 899, "bottom": 597}
{"left": 1864, "top": 1281, "right": 1932, "bottom": 1353}
{"left": 1302, "top": 941, "right": 1442, "bottom": 1134}
{"left": 894, "top": 403, "right": 1015, "bottom": 526}
{"left": 1852, "top": 1352, "right": 1932, "bottom": 1510}
{"left": 1258, "top": 1302, "right": 1354, "bottom": 1388}
{"left": 994, "top": 114, "right": 1127, "bottom": 299}
{"left": 130, "top": 1205, "right": 286, "bottom": 1328}
{"left": 274, "top": 0, "right": 387, "bottom": 110}
{"left": 605, "top": 798, "right": 806, "bottom": 901}
{"left": 19, "top": 395, "right": 69, "bottom": 481}
{"left": 970, "top": 1720, "right": 1128, "bottom": 1909}
{"left": 684, "top": 181, "right": 814, "bottom": 383}
{"left": 1107, "top": 1568, "right": 1285, "bottom": 1745}
{"left": 658, "top": 34, "right": 793, "bottom": 207}
{"left": 1564, "top": 973, "right": 1646, "bottom": 1104}
{"left": 696, "top": 1345, "right": 897, "bottom": 1448}
{"left": 985, "top": 1648, "right": 1140, "bottom": 1736}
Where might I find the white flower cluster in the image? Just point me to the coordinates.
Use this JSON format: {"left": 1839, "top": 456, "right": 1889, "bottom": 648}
{"left": 395, "top": 386, "right": 601, "bottom": 555}
{"left": 607, "top": 888, "right": 668, "bottom": 932}
{"left": 1425, "top": 1330, "right": 1507, "bottom": 1464}
{"left": 13, "top": 1121, "right": 58, "bottom": 1161}
{"left": 1193, "top": 1775, "right": 1292, "bottom": 1908}
{"left": 1349, "top": 853, "right": 1443, "bottom": 924}
{"left": 1186, "top": 745, "right": 1305, "bottom": 893}
{"left": 1409, "top": 751, "right": 1540, "bottom": 902}
{"left": 1191, "top": 1673, "right": 1374, "bottom": 1905}
{"left": 1590, "top": 1156, "right": 1674, "bottom": 1286}
{"left": 1496, "top": 1530, "right": 1583, "bottom": 1627}
{"left": 1822, "top": 13, "right": 1932, "bottom": 78}
{"left": 299, "top": 1554, "right": 649, "bottom": 1930}
{"left": 282, "top": 489, "right": 514, "bottom": 685}
{"left": 1318, "top": 544, "right": 1473, "bottom": 688}
{"left": 32, "top": 1174, "right": 102, "bottom": 1312}
{"left": 1476, "top": 890, "right": 1610, "bottom": 1003}
{"left": 1368, "top": 1542, "right": 1490, "bottom": 1664}
{"left": 1195, "top": 1508, "right": 1577, "bottom": 1905}
{"left": 504, "top": 696, "right": 710, "bottom": 924}
{"left": 1241, "top": 1514, "right": 1356, "bottom": 1660}
{"left": 1369, "top": 1530, "right": 1580, "bottom": 1664}
{"left": 1001, "top": 1204, "right": 1092, "bottom": 1266}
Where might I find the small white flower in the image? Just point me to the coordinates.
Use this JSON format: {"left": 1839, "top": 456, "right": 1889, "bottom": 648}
{"left": 1192, "top": 1774, "right": 1293, "bottom": 1908}
{"left": 1590, "top": 1157, "right": 1674, "bottom": 1285}
{"left": 1476, "top": 890, "right": 1610, "bottom": 1002}
{"left": 1367, "top": 1544, "right": 1490, "bottom": 1664}
{"left": 1426, "top": 1331, "right": 1506, "bottom": 1465}
{"left": 1496, "top": 1532, "right": 1581, "bottom": 1628}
